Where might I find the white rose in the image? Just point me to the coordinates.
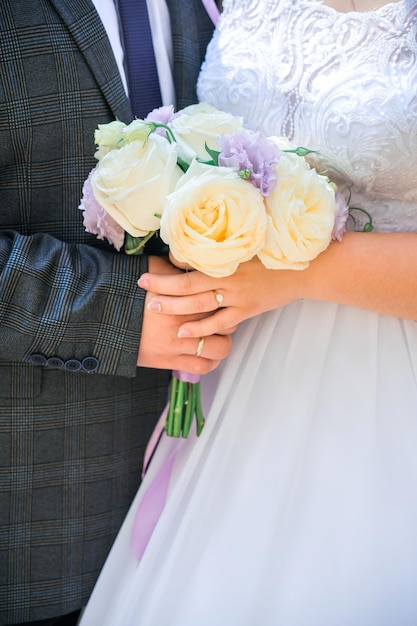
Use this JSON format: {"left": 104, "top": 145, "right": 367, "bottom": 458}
{"left": 170, "top": 102, "right": 243, "bottom": 162}
{"left": 160, "top": 160, "right": 267, "bottom": 277}
{"left": 91, "top": 134, "right": 182, "bottom": 237}
{"left": 258, "top": 150, "right": 336, "bottom": 269}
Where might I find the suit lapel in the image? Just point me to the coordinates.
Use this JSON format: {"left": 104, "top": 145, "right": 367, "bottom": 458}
{"left": 48, "top": 0, "right": 132, "bottom": 122}
{"left": 166, "top": 0, "right": 215, "bottom": 108}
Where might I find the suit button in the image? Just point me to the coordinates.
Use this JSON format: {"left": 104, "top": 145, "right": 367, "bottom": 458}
{"left": 81, "top": 357, "right": 99, "bottom": 373}
{"left": 28, "top": 353, "right": 47, "bottom": 366}
{"left": 47, "top": 357, "right": 64, "bottom": 369}
{"left": 64, "top": 359, "right": 81, "bottom": 371}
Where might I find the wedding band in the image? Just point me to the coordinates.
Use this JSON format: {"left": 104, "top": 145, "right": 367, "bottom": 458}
{"left": 195, "top": 337, "right": 205, "bottom": 357}
{"left": 214, "top": 290, "right": 224, "bottom": 308}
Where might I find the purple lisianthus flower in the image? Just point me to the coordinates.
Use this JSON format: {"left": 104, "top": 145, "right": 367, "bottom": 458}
{"left": 331, "top": 190, "right": 349, "bottom": 242}
{"left": 217, "top": 130, "right": 281, "bottom": 196}
{"left": 145, "top": 105, "right": 179, "bottom": 137}
{"left": 79, "top": 169, "right": 125, "bottom": 251}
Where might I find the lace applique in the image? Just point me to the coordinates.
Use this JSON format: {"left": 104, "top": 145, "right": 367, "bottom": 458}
{"left": 198, "top": 0, "right": 417, "bottom": 232}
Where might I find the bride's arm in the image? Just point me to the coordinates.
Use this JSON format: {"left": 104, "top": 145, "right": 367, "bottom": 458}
{"left": 138, "top": 231, "right": 417, "bottom": 337}
{"left": 301, "top": 231, "right": 417, "bottom": 316}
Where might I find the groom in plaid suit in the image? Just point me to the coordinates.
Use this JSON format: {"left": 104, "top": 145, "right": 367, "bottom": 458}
{"left": 0, "top": 1, "right": 222, "bottom": 624}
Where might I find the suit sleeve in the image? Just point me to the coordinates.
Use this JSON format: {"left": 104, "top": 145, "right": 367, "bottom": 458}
{"left": 0, "top": 230, "right": 148, "bottom": 377}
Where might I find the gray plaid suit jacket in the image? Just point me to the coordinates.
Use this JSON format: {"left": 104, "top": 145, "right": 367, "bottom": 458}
{"left": 0, "top": 0, "right": 214, "bottom": 622}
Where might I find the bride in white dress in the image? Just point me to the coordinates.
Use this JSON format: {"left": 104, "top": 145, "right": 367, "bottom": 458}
{"left": 80, "top": 0, "right": 417, "bottom": 624}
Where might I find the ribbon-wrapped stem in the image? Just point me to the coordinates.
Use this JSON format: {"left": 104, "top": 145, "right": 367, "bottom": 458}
{"left": 165, "top": 371, "right": 204, "bottom": 438}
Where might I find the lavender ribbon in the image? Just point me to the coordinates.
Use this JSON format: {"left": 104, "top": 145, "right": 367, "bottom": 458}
{"left": 172, "top": 370, "right": 201, "bottom": 384}
{"left": 131, "top": 371, "right": 201, "bottom": 559}
{"left": 201, "top": 0, "right": 220, "bottom": 25}
{"left": 131, "top": 446, "right": 178, "bottom": 560}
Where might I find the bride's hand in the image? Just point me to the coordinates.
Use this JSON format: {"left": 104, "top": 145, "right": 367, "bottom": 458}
{"left": 138, "top": 256, "right": 304, "bottom": 338}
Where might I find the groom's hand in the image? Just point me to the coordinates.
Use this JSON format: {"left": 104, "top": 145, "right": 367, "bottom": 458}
{"left": 137, "top": 256, "right": 232, "bottom": 374}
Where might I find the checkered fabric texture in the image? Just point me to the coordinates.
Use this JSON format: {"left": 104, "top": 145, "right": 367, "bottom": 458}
{"left": 0, "top": 0, "right": 214, "bottom": 622}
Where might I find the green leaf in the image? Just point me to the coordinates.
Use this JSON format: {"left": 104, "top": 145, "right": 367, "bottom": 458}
{"left": 204, "top": 142, "right": 220, "bottom": 166}
{"left": 177, "top": 155, "right": 190, "bottom": 172}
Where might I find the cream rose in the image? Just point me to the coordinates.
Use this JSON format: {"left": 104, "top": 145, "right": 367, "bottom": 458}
{"left": 160, "top": 160, "right": 267, "bottom": 277}
{"left": 91, "top": 134, "right": 182, "bottom": 237}
{"left": 170, "top": 102, "right": 243, "bottom": 162}
{"left": 258, "top": 149, "right": 336, "bottom": 270}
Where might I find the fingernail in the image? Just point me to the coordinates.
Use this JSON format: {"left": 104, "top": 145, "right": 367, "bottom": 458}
{"left": 138, "top": 278, "right": 149, "bottom": 289}
{"left": 147, "top": 301, "right": 162, "bottom": 312}
{"left": 178, "top": 329, "right": 191, "bottom": 338}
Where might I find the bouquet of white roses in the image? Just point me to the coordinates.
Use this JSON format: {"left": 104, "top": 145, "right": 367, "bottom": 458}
{"left": 79, "top": 102, "right": 350, "bottom": 438}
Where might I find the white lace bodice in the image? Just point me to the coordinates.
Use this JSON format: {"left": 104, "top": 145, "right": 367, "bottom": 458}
{"left": 197, "top": 0, "right": 417, "bottom": 232}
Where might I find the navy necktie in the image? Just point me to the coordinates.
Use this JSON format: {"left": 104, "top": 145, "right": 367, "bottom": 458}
{"left": 117, "top": 0, "right": 162, "bottom": 119}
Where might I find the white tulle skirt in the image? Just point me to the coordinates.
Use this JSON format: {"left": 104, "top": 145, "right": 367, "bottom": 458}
{"left": 80, "top": 300, "right": 417, "bottom": 626}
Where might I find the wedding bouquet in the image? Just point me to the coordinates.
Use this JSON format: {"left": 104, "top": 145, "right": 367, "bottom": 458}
{"left": 79, "top": 102, "right": 349, "bottom": 437}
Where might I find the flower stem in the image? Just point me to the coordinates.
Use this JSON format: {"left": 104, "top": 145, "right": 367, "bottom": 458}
{"left": 124, "top": 230, "right": 158, "bottom": 255}
{"left": 165, "top": 376, "right": 179, "bottom": 436}
{"left": 194, "top": 384, "right": 205, "bottom": 436}
{"left": 172, "top": 380, "right": 186, "bottom": 437}
{"left": 181, "top": 383, "right": 195, "bottom": 438}
{"left": 348, "top": 206, "right": 374, "bottom": 232}
{"left": 165, "top": 377, "right": 205, "bottom": 438}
